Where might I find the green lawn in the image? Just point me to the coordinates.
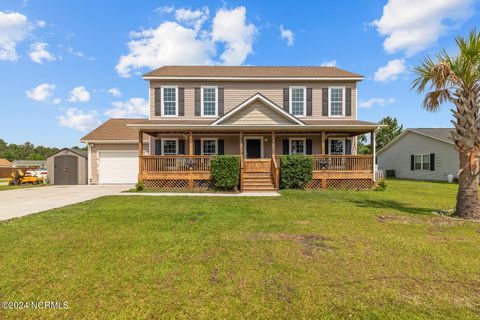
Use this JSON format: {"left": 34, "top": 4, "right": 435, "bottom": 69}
{"left": 0, "top": 183, "right": 47, "bottom": 191}
{"left": 1, "top": 180, "right": 479, "bottom": 319}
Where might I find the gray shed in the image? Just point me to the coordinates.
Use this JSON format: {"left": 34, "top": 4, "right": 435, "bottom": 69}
{"left": 46, "top": 148, "right": 88, "bottom": 185}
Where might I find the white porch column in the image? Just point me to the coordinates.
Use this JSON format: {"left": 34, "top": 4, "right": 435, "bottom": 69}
{"left": 371, "top": 130, "right": 376, "bottom": 181}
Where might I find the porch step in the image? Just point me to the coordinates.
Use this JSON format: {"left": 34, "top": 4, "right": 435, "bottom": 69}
{"left": 243, "top": 186, "right": 277, "bottom": 192}
{"left": 243, "top": 172, "right": 271, "bottom": 178}
{"left": 242, "top": 172, "right": 276, "bottom": 191}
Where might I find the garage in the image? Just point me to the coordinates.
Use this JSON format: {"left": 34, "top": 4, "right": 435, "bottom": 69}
{"left": 98, "top": 151, "right": 138, "bottom": 184}
{"left": 47, "top": 148, "right": 88, "bottom": 185}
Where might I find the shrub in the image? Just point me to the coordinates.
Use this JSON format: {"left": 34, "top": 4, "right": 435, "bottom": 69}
{"left": 374, "top": 180, "right": 387, "bottom": 191}
{"left": 211, "top": 156, "right": 240, "bottom": 190}
{"left": 135, "top": 180, "right": 144, "bottom": 191}
{"left": 280, "top": 155, "right": 313, "bottom": 189}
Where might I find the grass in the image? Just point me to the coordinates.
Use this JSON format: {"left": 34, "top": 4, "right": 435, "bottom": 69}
{"left": 1, "top": 180, "right": 479, "bottom": 319}
{"left": 0, "top": 183, "right": 47, "bottom": 191}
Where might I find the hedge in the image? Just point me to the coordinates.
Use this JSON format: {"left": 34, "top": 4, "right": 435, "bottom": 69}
{"left": 280, "top": 155, "right": 313, "bottom": 189}
{"left": 211, "top": 155, "right": 240, "bottom": 190}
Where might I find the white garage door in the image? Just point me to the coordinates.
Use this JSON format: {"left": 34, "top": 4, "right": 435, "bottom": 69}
{"left": 98, "top": 151, "right": 138, "bottom": 184}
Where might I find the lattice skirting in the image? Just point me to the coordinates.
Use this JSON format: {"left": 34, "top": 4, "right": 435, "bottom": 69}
{"left": 143, "top": 179, "right": 214, "bottom": 189}
{"left": 305, "top": 179, "right": 373, "bottom": 190}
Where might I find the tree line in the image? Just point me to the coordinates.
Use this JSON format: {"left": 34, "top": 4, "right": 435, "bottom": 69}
{"left": 0, "top": 139, "right": 86, "bottom": 161}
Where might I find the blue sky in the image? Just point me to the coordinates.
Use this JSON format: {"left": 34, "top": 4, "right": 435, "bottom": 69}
{"left": 0, "top": 0, "right": 478, "bottom": 147}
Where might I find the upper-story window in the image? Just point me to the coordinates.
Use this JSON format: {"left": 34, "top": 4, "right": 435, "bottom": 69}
{"left": 329, "top": 87, "right": 345, "bottom": 117}
{"left": 289, "top": 86, "right": 306, "bottom": 117}
{"left": 162, "top": 86, "right": 178, "bottom": 117}
{"left": 201, "top": 86, "right": 218, "bottom": 117}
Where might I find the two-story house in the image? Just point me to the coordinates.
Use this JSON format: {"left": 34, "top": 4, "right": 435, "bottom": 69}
{"left": 81, "top": 66, "right": 381, "bottom": 191}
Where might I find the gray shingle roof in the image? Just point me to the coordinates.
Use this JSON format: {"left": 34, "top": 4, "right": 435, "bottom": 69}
{"left": 409, "top": 128, "right": 454, "bottom": 143}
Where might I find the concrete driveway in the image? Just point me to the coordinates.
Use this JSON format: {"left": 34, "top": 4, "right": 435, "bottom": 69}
{"left": 0, "top": 185, "right": 132, "bottom": 221}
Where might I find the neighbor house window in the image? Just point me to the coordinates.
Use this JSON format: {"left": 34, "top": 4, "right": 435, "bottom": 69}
{"left": 201, "top": 138, "right": 217, "bottom": 155}
{"left": 290, "top": 86, "right": 306, "bottom": 116}
{"left": 161, "top": 139, "right": 177, "bottom": 155}
{"left": 289, "top": 138, "right": 306, "bottom": 155}
{"left": 329, "top": 87, "right": 345, "bottom": 116}
{"left": 414, "top": 154, "right": 430, "bottom": 170}
{"left": 162, "top": 86, "right": 178, "bottom": 116}
{"left": 201, "top": 87, "right": 217, "bottom": 116}
{"left": 329, "top": 138, "right": 345, "bottom": 155}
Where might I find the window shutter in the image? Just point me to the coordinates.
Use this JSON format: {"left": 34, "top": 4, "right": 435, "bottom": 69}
{"left": 283, "top": 139, "right": 289, "bottom": 155}
{"left": 306, "top": 88, "right": 313, "bottom": 116}
{"left": 154, "top": 88, "right": 161, "bottom": 116}
{"left": 283, "top": 88, "right": 289, "bottom": 112}
{"left": 155, "top": 139, "right": 161, "bottom": 155}
{"left": 345, "top": 88, "right": 352, "bottom": 117}
{"left": 411, "top": 155, "right": 414, "bottom": 171}
{"left": 306, "top": 139, "right": 312, "bottom": 155}
{"left": 325, "top": 139, "right": 329, "bottom": 155}
{"left": 218, "top": 139, "right": 224, "bottom": 155}
{"left": 178, "top": 88, "right": 185, "bottom": 116}
{"left": 194, "top": 88, "right": 201, "bottom": 116}
{"left": 178, "top": 139, "right": 185, "bottom": 155}
{"left": 322, "top": 88, "right": 328, "bottom": 116}
{"left": 194, "top": 139, "right": 201, "bottom": 155}
{"left": 345, "top": 139, "right": 352, "bottom": 155}
{"left": 218, "top": 88, "right": 224, "bottom": 116}
{"left": 430, "top": 153, "right": 435, "bottom": 171}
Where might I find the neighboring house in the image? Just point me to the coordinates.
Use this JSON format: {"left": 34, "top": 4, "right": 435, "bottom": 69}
{"left": 377, "top": 128, "right": 458, "bottom": 181}
{"left": 11, "top": 160, "right": 46, "bottom": 168}
{"left": 0, "top": 158, "right": 12, "bottom": 167}
{"left": 81, "top": 66, "right": 382, "bottom": 190}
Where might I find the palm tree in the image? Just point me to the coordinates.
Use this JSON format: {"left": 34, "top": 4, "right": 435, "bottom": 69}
{"left": 412, "top": 29, "right": 480, "bottom": 219}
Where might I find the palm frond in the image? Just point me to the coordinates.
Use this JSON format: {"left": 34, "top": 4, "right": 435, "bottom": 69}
{"left": 422, "top": 89, "right": 451, "bottom": 111}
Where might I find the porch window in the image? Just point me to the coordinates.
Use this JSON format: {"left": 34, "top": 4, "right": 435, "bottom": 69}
{"left": 329, "top": 139, "right": 345, "bottom": 155}
{"left": 161, "top": 139, "right": 177, "bottom": 155}
{"left": 201, "top": 87, "right": 217, "bottom": 116}
{"left": 289, "top": 138, "right": 306, "bottom": 155}
{"left": 290, "top": 86, "right": 306, "bottom": 116}
{"left": 329, "top": 87, "right": 345, "bottom": 116}
{"left": 162, "top": 86, "right": 178, "bottom": 116}
{"left": 201, "top": 138, "right": 217, "bottom": 155}
{"left": 414, "top": 154, "right": 430, "bottom": 170}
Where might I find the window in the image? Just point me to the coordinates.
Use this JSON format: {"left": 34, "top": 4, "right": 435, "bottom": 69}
{"left": 201, "top": 87, "right": 217, "bottom": 116}
{"left": 289, "top": 138, "right": 306, "bottom": 155}
{"left": 329, "top": 87, "right": 345, "bottom": 116}
{"left": 414, "top": 154, "right": 430, "bottom": 170}
{"left": 201, "top": 138, "right": 217, "bottom": 155}
{"left": 329, "top": 139, "right": 345, "bottom": 155}
{"left": 161, "top": 139, "right": 177, "bottom": 155}
{"left": 162, "top": 86, "right": 177, "bottom": 116}
{"left": 290, "top": 87, "right": 306, "bottom": 116}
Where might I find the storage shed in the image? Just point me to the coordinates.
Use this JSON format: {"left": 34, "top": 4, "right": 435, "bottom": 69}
{"left": 46, "top": 148, "right": 88, "bottom": 185}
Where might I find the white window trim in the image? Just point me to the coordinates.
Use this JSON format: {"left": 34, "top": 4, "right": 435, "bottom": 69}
{"left": 244, "top": 136, "right": 264, "bottom": 158}
{"left": 161, "top": 85, "right": 178, "bottom": 117}
{"left": 289, "top": 137, "right": 307, "bottom": 155}
{"left": 201, "top": 138, "right": 218, "bottom": 155}
{"left": 414, "top": 154, "right": 430, "bottom": 171}
{"left": 289, "top": 86, "right": 307, "bottom": 117}
{"left": 328, "top": 137, "right": 346, "bottom": 155}
{"left": 328, "top": 86, "right": 346, "bottom": 117}
{"left": 160, "top": 138, "right": 178, "bottom": 155}
{"left": 201, "top": 86, "right": 218, "bottom": 117}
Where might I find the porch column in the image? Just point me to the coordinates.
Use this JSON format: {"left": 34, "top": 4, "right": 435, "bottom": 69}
{"left": 239, "top": 132, "right": 244, "bottom": 192}
{"left": 371, "top": 130, "right": 376, "bottom": 181}
{"left": 188, "top": 131, "right": 193, "bottom": 155}
{"left": 321, "top": 131, "right": 326, "bottom": 155}
{"left": 138, "top": 130, "right": 143, "bottom": 180}
{"left": 271, "top": 131, "right": 276, "bottom": 156}
{"left": 239, "top": 132, "right": 244, "bottom": 158}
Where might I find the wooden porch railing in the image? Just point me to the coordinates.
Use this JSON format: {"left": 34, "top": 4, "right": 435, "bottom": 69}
{"left": 141, "top": 155, "right": 212, "bottom": 173}
{"left": 271, "top": 155, "right": 279, "bottom": 189}
{"left": 311, "top": 155, "right": 373, "bottom": 171}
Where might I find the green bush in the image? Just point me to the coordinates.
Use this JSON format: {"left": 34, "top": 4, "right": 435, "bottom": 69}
{"left": 280, "top": 155, "right": 313, "bottom": 189}
{"left": 135, "top": 180, "right": 144, "bottom": 191}
{"left": 374, "top": 179, "right": 387, "bottom": 191}
{"left": 211, "top": 156, "right": 240, "bottom": 190}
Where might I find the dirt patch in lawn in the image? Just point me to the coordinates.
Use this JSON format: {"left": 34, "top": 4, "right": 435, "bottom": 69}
{"left": 377, "top": 215, "right": 464, "bottom": 226}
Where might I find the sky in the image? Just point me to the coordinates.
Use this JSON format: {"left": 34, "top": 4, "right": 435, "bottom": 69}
{"left": 0, "top": 0, "right": 478, "bottom": 148}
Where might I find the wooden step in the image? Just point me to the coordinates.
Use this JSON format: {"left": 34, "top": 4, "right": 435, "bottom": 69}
{"left": 243, "top": 187, "right": 277, "bottom": 192}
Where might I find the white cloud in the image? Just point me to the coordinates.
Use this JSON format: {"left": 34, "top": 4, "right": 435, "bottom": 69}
{"left": 372, "top": 0, "right": 474, "bottom": 55}
{"left": 0, "top": 11, "right": 32, "bottom": 61}
{"left": 105, "top": 98, "right": 148, "bottom": 118}
{"left": 155, "top": 6, "right": 175, "bottom": 14}
{"left": 373, "top": 59, "right": 406, "bottom": 83}
{"left": 52, "top": 98, "right": 61, "bottom": 104}
{"left": 279, "top": 25, "right": 294, "bottom": 46}
{"left": 108, "top": 87, "right": 122, "bottom": 97}
{"left": 320, "top": 60, "right": 336, "bottom": 67}
{"left": 68, "top": 86, "right": 91, "bottom": 102}
{"left": 116, "top": 6, "right": 256, "bottom": 77}
{"left": 58, "top": 108, "right": 100, "bottom": 132}
{"left": 359, "top": 97, "right": 396, "bottom": 108}
{"left": 29, "top": 41, "right": 55, "bottom": 63}
{"left": 26, "top": 83, "right": 55, "bottom": 101}
{"left": 36, "top": 20, "right": 46, "bottom": 28}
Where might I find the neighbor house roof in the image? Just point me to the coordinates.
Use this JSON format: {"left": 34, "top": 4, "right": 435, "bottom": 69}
{"left": 378, "top": 128, "right": 454, "bottom": 155}
{"left": 80, "top": 118, "right": 149, "bottom": 142}
{"left": 0, "top": 158, "right": 12, "bottom": 167}
{"left": 12, "top": 160, "right": 46, "bottom": 166}
{"left": 143, "top": 66, "right": 363, "bottom": 80}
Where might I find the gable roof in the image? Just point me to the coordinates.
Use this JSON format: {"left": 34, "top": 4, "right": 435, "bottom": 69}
{"left": 143, "top": 66, "right": 363, "bottom": 80}
{"left": 48, "top": 148, "right": 88, "bottom": 159}
{"left": 212, "top": 93, "right": 305, "bottom": 126}
{"left": 377, "top": 128, "right": 454, "bottom": 155}
{"left": 81, "top": 118, "right": 148, "bottom": 142}
{"left": 0, "top": 158, "right": 12, "bottom": 167}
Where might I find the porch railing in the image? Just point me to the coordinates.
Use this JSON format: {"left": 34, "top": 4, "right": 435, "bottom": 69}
{"left": 141, "top": 155, "right": 212, "bottom": 173}
{"left": 311, "top": 155, "right": 373, "bottom": 171}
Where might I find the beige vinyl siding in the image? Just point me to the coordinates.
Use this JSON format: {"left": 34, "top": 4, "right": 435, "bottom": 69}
{"left": 222, "top": 101, "right": 297, "bottom": 125}
{"left": 149, "top": 81, "right": 357, "bottom": 120}
{"left": 377, "top": 131, "right": 458, "bottom": 181}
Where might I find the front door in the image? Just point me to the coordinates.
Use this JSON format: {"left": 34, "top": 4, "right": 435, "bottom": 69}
{"left": 246, "top": 139, "right": 262, "bottom": 158}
